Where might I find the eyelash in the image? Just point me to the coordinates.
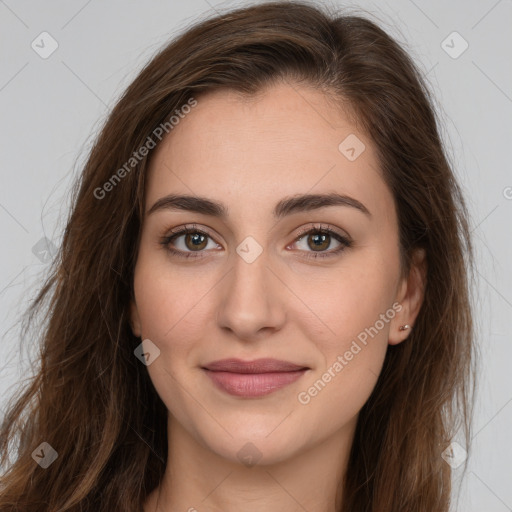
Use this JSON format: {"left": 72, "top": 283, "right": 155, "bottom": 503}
{"left": 160, "top": 223, "right": 352, "bottom": 261}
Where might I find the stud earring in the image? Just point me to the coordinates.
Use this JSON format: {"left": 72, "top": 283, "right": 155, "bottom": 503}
{"left": 399, "top": 324, "right": 411, "bottom": 331}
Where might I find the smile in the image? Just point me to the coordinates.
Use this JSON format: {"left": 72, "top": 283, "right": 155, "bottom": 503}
{"left": 201, "top": 358, "right": 309, "bottom": 398}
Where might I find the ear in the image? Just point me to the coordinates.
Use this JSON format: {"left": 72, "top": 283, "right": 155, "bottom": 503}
{"left": 129, "top": 299, "right": 142, "bottom": 338}
{"left": 388, "top": 248, "right": 427, "bottom": 346}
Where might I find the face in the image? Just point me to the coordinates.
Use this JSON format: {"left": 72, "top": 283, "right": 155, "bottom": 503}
{"left": 130, "top": 82, "right": 424, "bottom": 466}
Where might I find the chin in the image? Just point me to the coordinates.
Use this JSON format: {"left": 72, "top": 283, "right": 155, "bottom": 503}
{"left": 200, "top": 422, "right": 309, "bottom": 467}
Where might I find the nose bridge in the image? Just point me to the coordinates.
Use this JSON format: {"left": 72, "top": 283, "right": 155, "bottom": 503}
{"left": 216, "top": 236, "right": 286, "bottom": 338}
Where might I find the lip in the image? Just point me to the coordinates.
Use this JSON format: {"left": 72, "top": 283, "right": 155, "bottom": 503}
{"left": 202, "top": 358, "right": 309, "bottom": 398}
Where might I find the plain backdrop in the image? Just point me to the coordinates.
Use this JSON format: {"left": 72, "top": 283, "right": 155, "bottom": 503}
{"left": 1, "top": 0, "right": 511, "bottom": 510}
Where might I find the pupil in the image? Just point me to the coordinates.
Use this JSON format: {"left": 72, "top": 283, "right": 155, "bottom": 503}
{"left": 187, "top": 233, "right": 206, "bottom": 250}
{"left": 310, "top": 233, "right": 328, "bottom": 250}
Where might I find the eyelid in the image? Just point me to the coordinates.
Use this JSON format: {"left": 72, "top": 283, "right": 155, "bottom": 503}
{"left": 292, "top": 223, "right": 351, "bottom": 243}
{"left": 163, "top": 222, "right": 351, "bottom": 243}
{"left": 165, "top": 223, "right": 211, "bottom": 239}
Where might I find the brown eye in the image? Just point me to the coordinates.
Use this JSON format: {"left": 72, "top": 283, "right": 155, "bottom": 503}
{"left": 306, "top": 232, "right": 331, "bottom": 251}
{"left": 161, "top": 226, "right": 218, "bottom": 259}
{"left": 291, "top": 226, "right": 352, "bottom": 260}
{"left": 183, "top": 232, "right": 208, "bottom": 251}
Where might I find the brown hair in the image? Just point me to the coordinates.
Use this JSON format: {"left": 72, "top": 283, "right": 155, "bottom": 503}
{"left": 0, "top": 2, "right": 476, "bottom": 510}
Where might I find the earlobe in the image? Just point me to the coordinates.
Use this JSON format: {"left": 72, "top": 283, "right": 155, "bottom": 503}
{"left": 129, "top": 300, "right": 142, "bottom": 338}
{"left": 388, "top": 248, "right": 427, "bottom": 346}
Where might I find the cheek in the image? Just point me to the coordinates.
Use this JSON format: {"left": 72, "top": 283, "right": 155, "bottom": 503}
{"left": 132, "top": 239, "right": 218, "bottom": 343}
{"left": 292, "top": 248, "right": 399, "bottom": 412}
{"left": 132, "top": 258, "right": 211, "bottom": 416}
{"left": 293, "top": 248, "right": 400, "bottom": 352}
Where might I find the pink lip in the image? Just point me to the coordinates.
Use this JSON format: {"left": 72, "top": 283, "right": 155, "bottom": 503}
{"left": 202, "top": 358, "right": 309, "bottom": 398}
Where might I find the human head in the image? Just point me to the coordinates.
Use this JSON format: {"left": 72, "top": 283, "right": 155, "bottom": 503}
{"left": 0, "top": 2, "right": 474, "bottom": 511}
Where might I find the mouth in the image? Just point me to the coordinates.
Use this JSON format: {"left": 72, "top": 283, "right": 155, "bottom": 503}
{"left": 201, "top": 358, "right": 309, "bottom": 398}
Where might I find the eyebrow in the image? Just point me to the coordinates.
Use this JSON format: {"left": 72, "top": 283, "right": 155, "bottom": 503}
{"left": 147, "top": 192, "right": 371, "bottom": 219}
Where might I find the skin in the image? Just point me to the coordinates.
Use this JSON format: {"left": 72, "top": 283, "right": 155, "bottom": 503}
{"left": 131, "top": 81, "right": 426, "bottom": 512}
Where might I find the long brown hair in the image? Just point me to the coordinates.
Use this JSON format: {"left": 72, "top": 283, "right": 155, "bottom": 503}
{"left": 0, "top": 2, "right": 476, "bottom": 510}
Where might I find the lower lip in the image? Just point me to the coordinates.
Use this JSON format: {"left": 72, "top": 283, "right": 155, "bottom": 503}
{"left": 203, "top": 369, "right": 308, "bottom": 397}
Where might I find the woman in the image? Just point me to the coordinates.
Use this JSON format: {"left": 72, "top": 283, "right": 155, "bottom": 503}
{"left": 0, "top": 1, "right": 476, "bottom": 511}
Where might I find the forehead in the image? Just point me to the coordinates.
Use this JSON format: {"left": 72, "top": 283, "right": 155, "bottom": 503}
{"left": 145, "top": 82, "right": 395, "bottom": 226}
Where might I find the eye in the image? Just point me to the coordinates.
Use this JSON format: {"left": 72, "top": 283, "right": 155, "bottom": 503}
{"left": 288, "top": 224, "right": 352, "bottom": 260}
{"left": 160, "top": 224, "right": 220, "bottom": 259}
{"left": 160, "top": 223, "right": 352, "bottom": 260}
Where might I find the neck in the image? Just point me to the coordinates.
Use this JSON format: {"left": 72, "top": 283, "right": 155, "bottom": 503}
{"left": 145, "top": 414, "right": 357, "bottom": 512}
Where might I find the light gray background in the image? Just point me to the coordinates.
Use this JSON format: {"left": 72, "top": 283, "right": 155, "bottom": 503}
{"left": 1, "top": 0, "right": 511, "bottom": 510}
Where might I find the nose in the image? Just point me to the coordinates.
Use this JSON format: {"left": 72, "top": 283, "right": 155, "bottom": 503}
{"left": 216, "top": 248, "right": 287, "bottom": 341}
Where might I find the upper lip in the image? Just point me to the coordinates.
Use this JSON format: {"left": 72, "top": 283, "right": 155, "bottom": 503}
{"left": 202, "top": 358, "right": 308, "bottom": 374}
